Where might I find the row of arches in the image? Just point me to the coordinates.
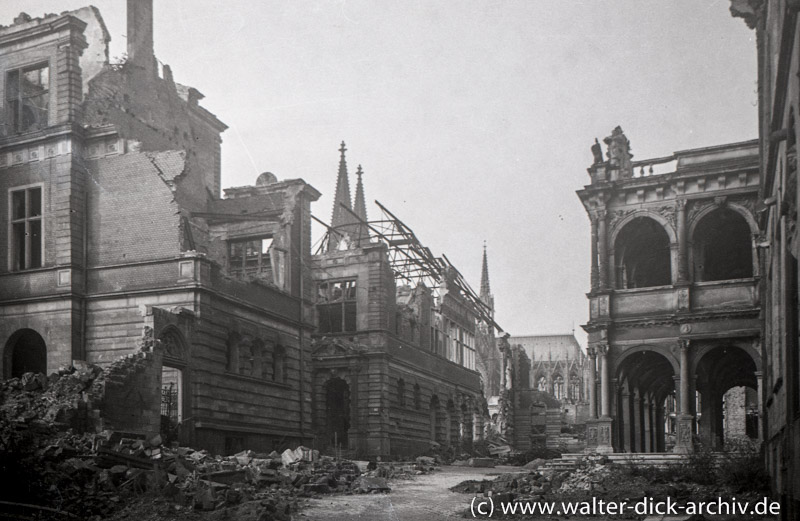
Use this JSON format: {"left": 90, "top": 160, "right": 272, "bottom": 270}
{"left": 614, "top": 206, "right": 755, "bottom": 289}
{"left": 320, "top": 376, "right": 484, "bottom": 451}
{"left": 612, "top": 342, "right": 759, "bottom": 452}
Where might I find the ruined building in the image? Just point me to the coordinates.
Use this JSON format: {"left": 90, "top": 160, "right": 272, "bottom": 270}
{"left": 578, "top": 128, "right": 761, "bottom": 454}
{"left": 509, "top": 334, "right": 589, "bottom": 425}
{"left": 730, "top": 1, "right": 800, "bottom": 516}
{"left": 310, "top": 146, "right": 499, "bottom": 457}
{"left": 0, "top": 2, "right": 320, "bottom": 454}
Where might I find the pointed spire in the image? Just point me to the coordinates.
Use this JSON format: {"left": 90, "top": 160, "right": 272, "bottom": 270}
{"left": 330, "top": 141, "right": 355, "bottom": 250}
{"left": 352, "top": 165, "right": 369, "bottom": 246}
{"left": 480, "top": 241, "right": 495, "bottom": 315}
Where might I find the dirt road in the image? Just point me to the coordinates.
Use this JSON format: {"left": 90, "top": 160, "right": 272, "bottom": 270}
{"left": 295, "top": 465, "right": 523, "bottom": 520}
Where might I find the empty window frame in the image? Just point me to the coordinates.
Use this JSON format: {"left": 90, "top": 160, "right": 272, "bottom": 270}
{"left": 9, "top": 186, "right": 43, "bottom": 271}
{"left": 6, "top": 63, "right": 49, "bottom": 133}
{"left": 229, "top": 236, "right": 272, "bottom": 279}
{"left": 317, "top": 279, "right": 357, "bottom": 333}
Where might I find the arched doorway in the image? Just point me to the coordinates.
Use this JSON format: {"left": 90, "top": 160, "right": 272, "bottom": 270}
{"left": 695, "top": 344, "right": 758, "bottom": 449}
{"left": 4, "top": 329, "right": 47, "bottom": 378}
{"left": 616, "top": 349, "right": 676, "bottom": 453}
{"left": 325, "top": 377, "right": 350, "bottom": 448}
{"left": 614, "top": 217, "right": 672, "bottom": 289}
{"left": 692, "top": 208, "right": 753, "bottom": 281}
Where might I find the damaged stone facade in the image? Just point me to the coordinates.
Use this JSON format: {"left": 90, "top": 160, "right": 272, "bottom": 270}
{"left": 310, "top": 147, "right": 489, "bottom": 458}
{"left": 0, "top": 2, "right": 319, "bottom": 454}
{"left": 578, "top": 129, "right": 762, "bottom": 454}
{"left": 731, "top": 1, "right": 800, "bottom": 517}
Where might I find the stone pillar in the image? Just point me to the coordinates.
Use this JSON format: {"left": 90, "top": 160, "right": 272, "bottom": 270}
{"left": 632, "top": 392, "right": 642, "bottom": 452}
{"left": 590, "top": 213, "right": 600, "bottom": 292}
{"left": 585, "top": 346, "right": 598, "bottom": 453}
{"left": 599, "top": 345, "right": 611, "bottom": 418}
{"left": 621, "top": 387, "right": 632, "bottom": 452}
{"left": 755, "top": 370, "right": 763, "bottom": 441}
{"left": 676, "top": 199, "right": 688, "bottom": 283}
{"left": 597, "top": 209, "right": 609, "bottom": 289}
{"left": 643, "top": 397, "right": 653, "bottom": 452}
{"left": 675, "top": 339, "right": 694, "bottom": 453}
{"left": 596, "top": 343, "right": 613, "bottom": 453}
{"left": 587, "top": 347, "right": 597, "bottom": 419}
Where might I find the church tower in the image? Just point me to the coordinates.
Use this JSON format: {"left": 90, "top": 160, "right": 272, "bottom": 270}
{"left": 480, "top": 242, "right": 495, "bottom": 317}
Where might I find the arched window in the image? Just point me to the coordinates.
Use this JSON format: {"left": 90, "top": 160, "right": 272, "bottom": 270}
{"left": 272, "top": 345, "right": 286, "bottom": 383}
{"left": 693, "top": 208, "right": 753, "bottom": 281}
{"left": 414, "top": 383, "right": 421, "bottom": 410}
{"left": 398, "top": 378, "right": 406, "bottom": 407}
{"left": 615, "top": 217, "right": 671, "bottom": 289}
{"left": 553, "top": 375, "right": 565, "bottom": 400}
{"left": 537, "top": 376, "right": 547, "bottom": 392}
{"left": 252, "top": 339, "right": 266, "bottom": 379}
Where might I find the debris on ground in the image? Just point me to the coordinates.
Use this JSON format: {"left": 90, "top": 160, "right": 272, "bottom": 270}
{"left": 0, "top": 367, "right": 440, "bottom": 520}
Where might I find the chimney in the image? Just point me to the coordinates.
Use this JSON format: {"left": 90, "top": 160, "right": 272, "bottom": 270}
{"left": 127, "top": 0, "right": 155, "bottom": 74}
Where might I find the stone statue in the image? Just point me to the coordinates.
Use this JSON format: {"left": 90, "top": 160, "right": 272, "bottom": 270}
{"left": 591, "top": 138, "right": 604, "bottom": 164}
{"left": 603, "top": 126, "right": 633, "bottom": 179}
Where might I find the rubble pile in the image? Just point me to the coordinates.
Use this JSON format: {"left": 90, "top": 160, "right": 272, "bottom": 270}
{"left": 450, "top": 458, "right": 612, "bottom": 504}
{"left": 0, "top": 368, "right": 404, "bottom": 520}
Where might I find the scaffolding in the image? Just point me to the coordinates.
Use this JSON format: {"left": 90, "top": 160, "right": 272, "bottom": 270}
{"left": 315, "top": 200, "right": 502, "bottom": 332}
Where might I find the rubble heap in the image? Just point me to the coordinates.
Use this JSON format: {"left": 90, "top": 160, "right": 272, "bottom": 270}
{"left": 450, "top": 456, "right": 612, "bottom": 505}
{"left": 0, "top": 361, "right": 440, "bottom": 520}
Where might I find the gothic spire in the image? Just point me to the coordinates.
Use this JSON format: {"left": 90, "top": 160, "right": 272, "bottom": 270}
{"left": 480, "top": 241, "right": 494, "bottom": 314}
{"left": 353, "top": 164, "right": 369, "bottom": 246}
{"left": 329, "top": 141, "right": 355, "bottom": 250}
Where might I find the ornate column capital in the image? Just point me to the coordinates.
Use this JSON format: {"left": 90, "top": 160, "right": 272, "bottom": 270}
{"left": 587, "top": 346, "right": 597, "bottom": 358}
{"left": 596, "top": 343, "right": 610, "bottom": 356}
{"left": 678, "top": 339, "right": 691, "bottom": 352}
{"left": 675, "top": 198, "right": 687, "bottom": 211}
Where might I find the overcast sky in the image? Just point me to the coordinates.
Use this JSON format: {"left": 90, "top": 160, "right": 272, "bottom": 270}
{"left": 8, "top": 1, "right": 758, "bottom": 346}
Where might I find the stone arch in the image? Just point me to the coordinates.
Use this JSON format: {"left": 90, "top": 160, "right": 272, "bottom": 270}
{"left": 158, "top": 326, "right": 187, "bottom": 365}
{"left": 691, "top": 339, "right": 761, "bottom": 374}
{"left": 690, "top": 205, "right": 756, "bottom": 282}
{"left": 612, "top": 216, "right": 674, "bottom": 289}
{"left": 3, "top": 328, "right": 47, "bottom": 379}
{"left": 614, "top": 344, "right": 680, "bottom": 377}
{"left": 687, "top": 201, "right": 759, "bottom": 239}
{"left": 610, "top": 210, "right": 677, "bottom": 249}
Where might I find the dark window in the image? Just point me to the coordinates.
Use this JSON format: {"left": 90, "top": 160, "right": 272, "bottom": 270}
{"left": 229, "top": 237, "right": 272, "bottom": 279}
{"left": 10, "top": 186, "right": 43, "bottom": 270}
{"left": 317, "top": 280, "right": 357, "bottom": 333}
{"left": 413, "top": 383, "right": 421, "bottom": 410}
{"left": 6, "top": 64, "right": 49, "bottom": 133}
{"left": 692, "top": 208, "right": 753, "bottom": 282}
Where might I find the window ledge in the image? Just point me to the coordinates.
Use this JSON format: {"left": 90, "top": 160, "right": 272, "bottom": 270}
{"left": 224, "top": 371, "right": 290, "bottom": 388}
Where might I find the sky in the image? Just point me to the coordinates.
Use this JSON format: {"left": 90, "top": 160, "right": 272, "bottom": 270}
{"left": 7, "top": 1, "right": 758, "bottom": 347}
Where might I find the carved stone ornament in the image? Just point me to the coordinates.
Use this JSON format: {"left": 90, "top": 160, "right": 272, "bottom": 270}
{"left": 312, "top": 337, "right": 367, "bottom": 357}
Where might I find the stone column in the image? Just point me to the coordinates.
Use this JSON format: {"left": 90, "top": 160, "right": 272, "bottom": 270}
{"left": 755, "top": 370, "right": 763, "bottom": 441}
{"left": 675, "top": 339, "right": 694, "bottom": 453}
{"left": 676, "top": 199, "right": 688, "bottom": 283}
{"left": 621, "top": 387, "right": 632, "bottom": 452}
{"left": 596, "top": 343, "right": 613, "bottom": 453}
{"left": 587, "top": 347, "right": 597, "bottom": 419}
{"left": 632, "top": 392, "right": 642, "bottom": 452}
{"left": 597, "top": 209, "right": 609, "bottom": 290}
{"left": 585, "top": 346, "right": 598, "bottom": 452}
{"left": 590, "top": 213, "right": 600, "bottom": 292}
{"left": 643, "top": 397, "right": 652, "bottom": 452}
